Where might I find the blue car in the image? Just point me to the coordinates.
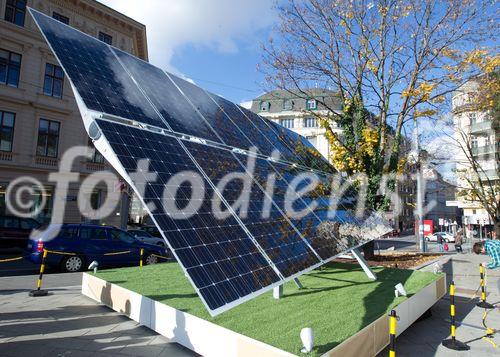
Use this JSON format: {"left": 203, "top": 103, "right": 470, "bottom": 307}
{"left": 27, "top": 224, "right": 167, "bottom": 272}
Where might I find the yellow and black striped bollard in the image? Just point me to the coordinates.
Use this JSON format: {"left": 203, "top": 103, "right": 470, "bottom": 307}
{"left": 476, "top": 264, "right": 494, "bottom": 309}
{"left": 140, "top": 248, "right": 144, "bottom": 268}
{"left": 29, "top": 249, "right": 49, "bottom": 297}
{"left": 389, "top": 310, "right": 397, "bottom": 357}
{"left": 442, "top": 281, "right": 469, "bottom": 350}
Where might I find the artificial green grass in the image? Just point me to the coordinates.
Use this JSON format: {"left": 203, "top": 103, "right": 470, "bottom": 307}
{"left": 96, "top": 262, "right": 440, "bottom": 356}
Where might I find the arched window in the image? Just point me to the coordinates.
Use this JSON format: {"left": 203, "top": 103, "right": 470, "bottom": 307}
{"left": 306, "top": 99, "right": 317, "bottom": 110}
{"left": 260, "top": 101, "right": 270, "bottom": 111}
{"left": 283, "top": 99, "right": 294, "bottom": 110}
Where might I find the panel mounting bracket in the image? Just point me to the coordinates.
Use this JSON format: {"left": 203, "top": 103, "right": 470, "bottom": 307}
{"left": 351, "top": 248, "right": 377, "bottom": 281}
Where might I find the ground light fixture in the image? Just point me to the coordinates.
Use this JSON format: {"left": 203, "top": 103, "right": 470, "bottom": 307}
{"left": 88, "top": 261, "right": 99, "bottom": 274}
{"left": 395, "top": 283, "right": 407, "bottom": 297}
{"left": 300, "top": 327, "right": 314, "bottom": 353}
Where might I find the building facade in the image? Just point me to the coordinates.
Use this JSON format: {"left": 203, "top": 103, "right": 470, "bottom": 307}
{"left": 250, "top": 89, "right": 343, "bottom": 160}
{"left": 452, "top": 79, "right": 499, "bottom": 237}
{"left": 0, "top": 0, "right": 148, "bottom": 225}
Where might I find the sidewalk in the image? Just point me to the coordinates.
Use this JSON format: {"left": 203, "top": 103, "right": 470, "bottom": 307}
{"left": 1, "top": 254, "right": 497, "bottom": 357}
{"left": 378, "top": 252, "right": 500, "bottom": 356}
{"left": 0, "top": 273, "right": 194, "bottom": 357}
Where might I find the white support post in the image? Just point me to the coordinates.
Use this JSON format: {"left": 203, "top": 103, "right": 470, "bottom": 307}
{"left": 273, "top": 285, "right": 283, "bottom": 299}
{"left": 351, "top": 248, "right": 377, "bottom": 281}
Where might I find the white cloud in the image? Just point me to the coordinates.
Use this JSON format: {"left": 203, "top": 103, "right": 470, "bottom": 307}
{"left": 239, "top": 100, "right": 252, "bottom": 109}
{"left": 100, "top": 0, "right": 276, "bottom": 73}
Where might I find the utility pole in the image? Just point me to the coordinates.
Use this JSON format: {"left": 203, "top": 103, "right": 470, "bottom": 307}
{"left": 413, "top": 116, "right": 427, "bottom": 252}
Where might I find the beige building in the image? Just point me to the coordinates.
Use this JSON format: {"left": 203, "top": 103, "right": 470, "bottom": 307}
{"left": 452, "top": 79, "right": 499, "bottom": 236}
{"left": 250, "top": 89, "right": 342, "bottom": 160}
{"left": 0, "top": 0, "right": 148, "bottom": 225}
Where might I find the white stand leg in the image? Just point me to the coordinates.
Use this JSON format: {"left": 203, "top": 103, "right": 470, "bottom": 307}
{"left": 273, "top": 285, "right": 283, "bottom": 299}
{"left": 352, "top": 248, "right": 377, "bottom": 280}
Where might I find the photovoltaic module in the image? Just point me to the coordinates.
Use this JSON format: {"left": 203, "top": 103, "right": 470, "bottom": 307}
{"left": 30, "top": 8, "right": 390, "bottom": 315}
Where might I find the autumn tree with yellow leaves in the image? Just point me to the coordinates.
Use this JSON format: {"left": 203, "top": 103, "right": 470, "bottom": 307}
{"left": 262, "top": 0, "right": 497, "bottom": 212}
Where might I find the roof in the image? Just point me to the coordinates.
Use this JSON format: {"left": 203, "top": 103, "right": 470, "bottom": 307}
{"left": 251, "top": 88, "right": 343, "bottom": 114}
{"left": 254, "top": 88, "right": 339, "bottom": 101}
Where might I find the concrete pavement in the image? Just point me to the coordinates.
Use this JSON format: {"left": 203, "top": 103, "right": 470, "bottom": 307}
{"left": 0, "top": 272, "right": 195, "bottom": 357}
{"left": 378, "top": 252, "right": 500, "bottom": 356}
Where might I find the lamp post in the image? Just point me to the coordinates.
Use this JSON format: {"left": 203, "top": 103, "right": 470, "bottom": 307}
{"left": 412, "top": 115, "right": 427, "bottom": 252}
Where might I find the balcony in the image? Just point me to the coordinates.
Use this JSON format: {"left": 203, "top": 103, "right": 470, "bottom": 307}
{"left": 34, "top": 156, "right": 59, "bottom": 167}
{"left": 472, "top": 143, "right": 499, "bottom": 156}
{"left": 478, "top": 169, "right": 499, "bottom": 181}
{"left": 470, "top": 121, "right": 494, "bottom": 134}
{"left": 0, "top": 152, "right": 13, "bottom": 162}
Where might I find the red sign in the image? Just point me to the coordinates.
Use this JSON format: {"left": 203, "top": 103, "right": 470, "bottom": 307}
{"left": 415, "top": 220, "right": 434, "bottom": 236}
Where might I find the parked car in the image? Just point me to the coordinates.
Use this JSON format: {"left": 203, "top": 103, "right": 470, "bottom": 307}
{"left": 0, "top": 215, "right": 41, "bottom": 249}
{"left": 425, "top": 232, "right": 455, "bottom": 243}
{"left": 141, "top": 225, "right": 161, "bottom": 237}
{"left": 27, "top": 224, "right": 167, "bottom": 272}
{"left": 128, "top": 229, "right": 166, "bottom": 247}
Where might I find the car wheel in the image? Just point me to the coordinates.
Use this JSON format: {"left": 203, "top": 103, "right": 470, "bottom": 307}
{"left": 144, "top": 253, "right": 158, "bottom": 265}
{"left": 425, "top": 237, "right": 430, "bottom": 242}
{"left": 61, "top": 255, "right": 84, "bottom": 273}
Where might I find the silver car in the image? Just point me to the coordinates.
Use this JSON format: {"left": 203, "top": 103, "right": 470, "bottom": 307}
{"left": 128, "top": 229, "right": 166, "bottom": 247}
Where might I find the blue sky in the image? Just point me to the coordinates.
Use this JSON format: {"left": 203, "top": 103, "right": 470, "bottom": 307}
{"left": 100, "top": 0, "right": 276, "bottom": 105}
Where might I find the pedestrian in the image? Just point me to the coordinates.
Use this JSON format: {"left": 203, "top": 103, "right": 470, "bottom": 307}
{"left": 454, "top": 229, "right": 463, "bottom": 253}
{"left": 437, "top": 233, "right": 444, "bottom": 252}
{"left": 473, "top": 240, "right": 500, "bottom": 269}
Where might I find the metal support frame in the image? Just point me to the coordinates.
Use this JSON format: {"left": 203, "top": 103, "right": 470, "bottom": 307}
{"left": 273, "top": 278, "right": 303, "bottom": 300}
{"left": 352, "top": 248, "right": 377, "bottom": 280}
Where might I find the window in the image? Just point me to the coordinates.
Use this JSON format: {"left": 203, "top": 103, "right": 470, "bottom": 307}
{"left": 36, "top": 119, "right": 60, "bottom": 157}
{"left": 283, "top": 99, "right": 294, "bottom": 110}
{"left": 30, "top": 186, "right": 53, "bottom": 224}
{"left": 468, "top": 112, "right": 477, "bottom": 124}
{"left": 110, "top": 229, "right": 136, "bottom": 244}
{"left": 0, "top": 49, "right": 22, "bottom": 87}
{"left": 485, "top": 136, "right": 491, "bottom": 147}
{"left": 57, "top": 227, "right": 78, "bottom": 239}
{"left": 79, "top": 227, "right": 108, "bottom": 240}
{"left": 0, "top": 111, "right": 15, "bottom": 152}
{"left": 4, "top": 0, "right": 26, "bottom": 26}
{"left": 279, "top": 118, "right": 294, "bottom": 128}
{"left": 0, "top": 182, "right": 6, "bottom": 215}
{"left": 52, "top": 12, "right": 69, "bottom": 25}
{"left": 20, "top": 218, "right": 40, "bottom": 230}
{"left": 43, "top": 63, "right": 64, "bottom": 98}
{"left": 98, "top": 31, "right": 113, "bottom": 45}
{"left": 88, "top": 138, "right": 104, "bottom": 163}
{"left": 471, "top": 136, "right": 478, "bottom": 148}
{"left": 0, "top": 216, "right": 18, "bottom": 228}
{"left": 260, "top": 101, "right": 270, "bottom": 112}
{"left": 306, "top": 99, "right": 317, "bottom": 110}
{"left": 304, "top": 117, "right": 318, "bottom": 128}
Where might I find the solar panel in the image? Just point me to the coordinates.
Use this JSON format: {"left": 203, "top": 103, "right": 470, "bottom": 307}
{"left": 96, "top": 119, "right": 282, "bottom": 312}
{"left": 30, "top": 9, "right": 167, "bottom": 128}
{"left": 30, "top": 8, "right": 390, "bottom": 316}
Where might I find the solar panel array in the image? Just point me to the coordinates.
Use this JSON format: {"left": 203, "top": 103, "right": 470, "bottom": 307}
{"left": 30, "top": 8, "right": 387, "bottom": 316}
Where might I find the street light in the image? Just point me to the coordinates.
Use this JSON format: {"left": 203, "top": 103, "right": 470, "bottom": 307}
{"left": 410, "top": 115, "right": 427, "bottom": 252}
